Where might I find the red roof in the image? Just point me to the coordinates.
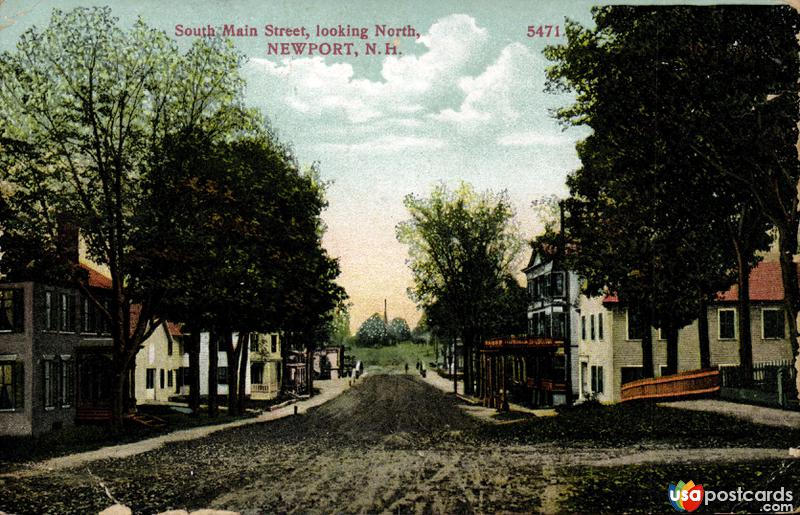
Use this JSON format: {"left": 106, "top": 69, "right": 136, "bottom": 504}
{"left": 166, "top": 321, "right": 184, "bottom": 336}
{"left": 603, "top": 261, "right": 796, "bottom": 304}
{"left": 80, "top": 263, "right": 112, "bottom": 290}
{"left": 716, "top": 261, "right": 794, "bottom": 302}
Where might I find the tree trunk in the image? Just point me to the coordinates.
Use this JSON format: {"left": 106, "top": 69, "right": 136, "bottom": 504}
{"left": 112, "top": 368, "right": 126, "bottom": 429}
{"left": 208, "top": 330, "right": 219, "bottom": 418}
{"left": 461, "top": 332, "right": 473, "bottom": 396}
{"left": 189, "top": 331, "right": 201, "bottom": 414}
{"left": 279, "top": 331, "right": 290, "bottom": 396}
{"left": 665, "top": 323, "right": 679, "bottom": 375}
{"left": 698, "top": 295, "right": 711, "bottom": 369}
{"left": 641, "top": 306, "right": 654, "bottom": 378}
{"left": 735, "top": 245, "right": 754, "bottom": 387}
{"left": 225, "top": 329, "right": 245, "bottom": 415}
{"left": 306, "top": 336, "right": 314, "bottom": 396}
{"left": 451, "top": 336, "right": 457, "bottom": 394}
{"left": 122, "top": 361, "right": 133, "bottom": 413}
{"left": 237, "top": 332, "right": 249, "bottom": 414}
{"left": 777, "top": 223, "right": 800, "bottom": 362}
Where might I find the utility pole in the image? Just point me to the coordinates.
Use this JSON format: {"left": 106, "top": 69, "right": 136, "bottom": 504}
{"left": 560, "top": 200, "right": 574, "bottom": 406}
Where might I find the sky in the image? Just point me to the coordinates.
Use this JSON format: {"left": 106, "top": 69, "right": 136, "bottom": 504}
{"left": 0, "top": 0, "right": 781, "bottom": 332}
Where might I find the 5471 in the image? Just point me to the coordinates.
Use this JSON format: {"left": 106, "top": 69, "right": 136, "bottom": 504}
{"left": 527, "top": 25, "right": 561, "bottom": 37}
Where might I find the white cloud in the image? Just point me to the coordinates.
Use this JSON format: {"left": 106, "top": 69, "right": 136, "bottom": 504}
{"left": 245, "top": 14, "right": 489, "bottom": 125}
{"left": 314, "top": 135, "right": 446, "bottom": 154}
{"left": 431, "top": 43, "right": 544, "bottom": 129}
{"left": 497, "top": 131, "right": 571, "bottom": 147}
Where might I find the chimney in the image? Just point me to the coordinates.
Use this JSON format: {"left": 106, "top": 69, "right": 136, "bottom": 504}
{"left": 56, "top": 216, "right": 79, "bottom": 265}
{"left": 384, "top": 299, "right": 388, "bottom": 324}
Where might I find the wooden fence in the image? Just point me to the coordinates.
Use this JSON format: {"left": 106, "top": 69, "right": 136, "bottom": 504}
{"left": 620, "top": 369, "right": 721, "bottom": 402}
{"left": 719, "top": 360, "right": 797, "bottom": 409}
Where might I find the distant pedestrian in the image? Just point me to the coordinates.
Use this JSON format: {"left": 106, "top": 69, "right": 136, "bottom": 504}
{"left": 404, "top": 363, "right": 409, "bottom": 374}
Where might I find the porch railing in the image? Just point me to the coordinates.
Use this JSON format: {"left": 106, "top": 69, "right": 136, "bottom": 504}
{"left": 620, "top": 369, "right": 721, "bottom": 402}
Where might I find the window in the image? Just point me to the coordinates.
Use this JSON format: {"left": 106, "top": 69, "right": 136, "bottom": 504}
{"left": 60, "top": 358, "right": 74, "bottom": 407}
{"left": 591, "top": 365, "right": 604, "bottom": 394}
{"left": 167, "top": 337, "right": 173, "bottom": 356}
{"left": 82, "top": 297, "right": 96, "bottom": 333}
{"left": 552, "top": 313, "right": 566, "bottom": 339}
{"left": 0, "top": 360, "right": 23, "bottom": 411}
{"left": 718, "top": 308, "right": 736, "bottom": 340}
{"left": 43, "top": 360, "right": 58, "bottom": 408}
{"left": 167, "top": 370, "right": 173, "bottom": 388}
{"left": 159, "top": 369, "right": 165, "bottom": 389}
{"left": 590, "top": 314, "right": 596, "bottom": 340}
{"left": 146, "top": 368, "right": 155, "bottom": 389}
{"left": 540, "top": 275, "right": 550, "bottom": 298}
{"left": 99, "top": 299, "right": 111, "bottom": 335}
{"left": 598, "top": 313, "right": 604, "bottom": 340}
{"left": 581, "top": 316, "right": 586, "bottom": 340}
{"left": 0, "top": 289, "right": 23, "bottom": 333}
{"left": 551, "top": 272, "right": 565, "bottom": 297}
{"left": 251, "top": 363, "right": 264, "bottom": 384}
{"left": 271, "top": 334, "right": 278, "bottom": 353}
{"left": 621, "top": 366, "right": 644, "bottom": 385}
{"left": 250, "top": 334, "right": 259, "bottom": 352}
{"left": 218, "top": 366, "right": 228, "bottom": 385}
{"left": 627, "top": 309, "right": 644, "bottom": 340}
{"left": 46, "top": 291, "right": 56, "bottom": 331}
{"left": 763, "top": 309, "right": 785, "bottom": 339}
{"left": 59, "top": 293, "right": 75, "bottom": 332}
{"left": 658, "top": 327, "right": 666, "bottom": 341}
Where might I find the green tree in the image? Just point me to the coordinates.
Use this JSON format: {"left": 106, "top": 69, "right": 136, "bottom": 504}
{"left": 136, "top": 127, "right": 343, "bottom": 415}
{"left": 356, "top": 313, "right": 388, "bottom": 347}
{"left": 387, "top": 317, "right": 412, "bottom": 343}
{"left": 545, "top": 6, "right": 785, "bottom": 376}
{"left": 0, "top": 7, "right": 245, "bottom": 425}
{"left": 397, "top": 182, "right": 521, "bottom": 394}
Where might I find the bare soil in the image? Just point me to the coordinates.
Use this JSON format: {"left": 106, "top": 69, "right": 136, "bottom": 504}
{"left": 0, "top": 374, "right": 793, "bottom": 514}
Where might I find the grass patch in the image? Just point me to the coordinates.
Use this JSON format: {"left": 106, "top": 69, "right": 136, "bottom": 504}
{"left": 561, "top": 460, "right": 800, "bottom": 514}
{"left": 472, "top": 400, "right": 800, "bottom": 448}
{"left": 347, "top": 341, "right": 435, "bottom": 370}
{"left": 0, "top": 405, "right": 254, "bottom": 466}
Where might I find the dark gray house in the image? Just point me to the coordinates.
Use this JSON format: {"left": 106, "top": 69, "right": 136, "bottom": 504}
{"left": 0, "top": 265, "right": 113, "bottom": 436}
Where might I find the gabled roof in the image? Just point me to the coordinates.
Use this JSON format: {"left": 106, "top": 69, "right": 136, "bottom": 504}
{"left": 166, "top": 321, "right": 184, "bottom": 336}
{"left": 603, "top": 261, "right": 798, "bottom": 304}
{"left": 716, "top": 261, "right": 796, "bottom": 302}
{"left": 80, "top": 263, "right": 112, "bottom": 290}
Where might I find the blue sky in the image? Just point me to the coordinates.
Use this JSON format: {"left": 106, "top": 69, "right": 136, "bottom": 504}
{"left": 0, "top": 0, "right": 778, "bottom": 330}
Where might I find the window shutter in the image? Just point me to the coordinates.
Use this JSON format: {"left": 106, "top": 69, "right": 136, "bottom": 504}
{"left": 14, "top": 361, "right": 24, "bottom": 410}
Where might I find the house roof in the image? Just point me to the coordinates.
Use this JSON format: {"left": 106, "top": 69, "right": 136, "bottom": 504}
{"left": 603, "top": 261, "right": 797, "bottom": 304}
{"left": 80, "top": 263, "right": 112, "bottom": 290}
{"left": 166, "top": 321, "right": 184, "bottom": 336}
{"left": 716, "top": 261, "right": 794, "bottom": 302}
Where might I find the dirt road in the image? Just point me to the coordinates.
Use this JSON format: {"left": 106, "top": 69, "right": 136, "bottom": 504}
{"left": 0, "top": 374, "right": 791, "bottom": 514}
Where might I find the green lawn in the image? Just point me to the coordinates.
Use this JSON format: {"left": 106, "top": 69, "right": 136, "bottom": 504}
{"left": 0, "top": 405, "right": 254, "bottom": 467}
{"left": 346, "top": 341, "right": 435, "bottom": 371}
{"left": 472, "top": 400, "right": 800, "bottom": 449}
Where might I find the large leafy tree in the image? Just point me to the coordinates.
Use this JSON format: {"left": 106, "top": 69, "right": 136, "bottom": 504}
{"left": 0, "top": 7, "right": 246, "bottom": 424}
{"left": 397, "top": 182, "right": 521, "bottom": 394}
{"left": 545, "top": 6, "right": 787, "bottom": 377}
{"left": 135, "top": 126, "right": 344, "bottom": 415}
{"left": 356, "top": 313, "right": 389, "bottom": 347}
{"left": 387, "top": 317, "right": 412, "bottom": 343}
